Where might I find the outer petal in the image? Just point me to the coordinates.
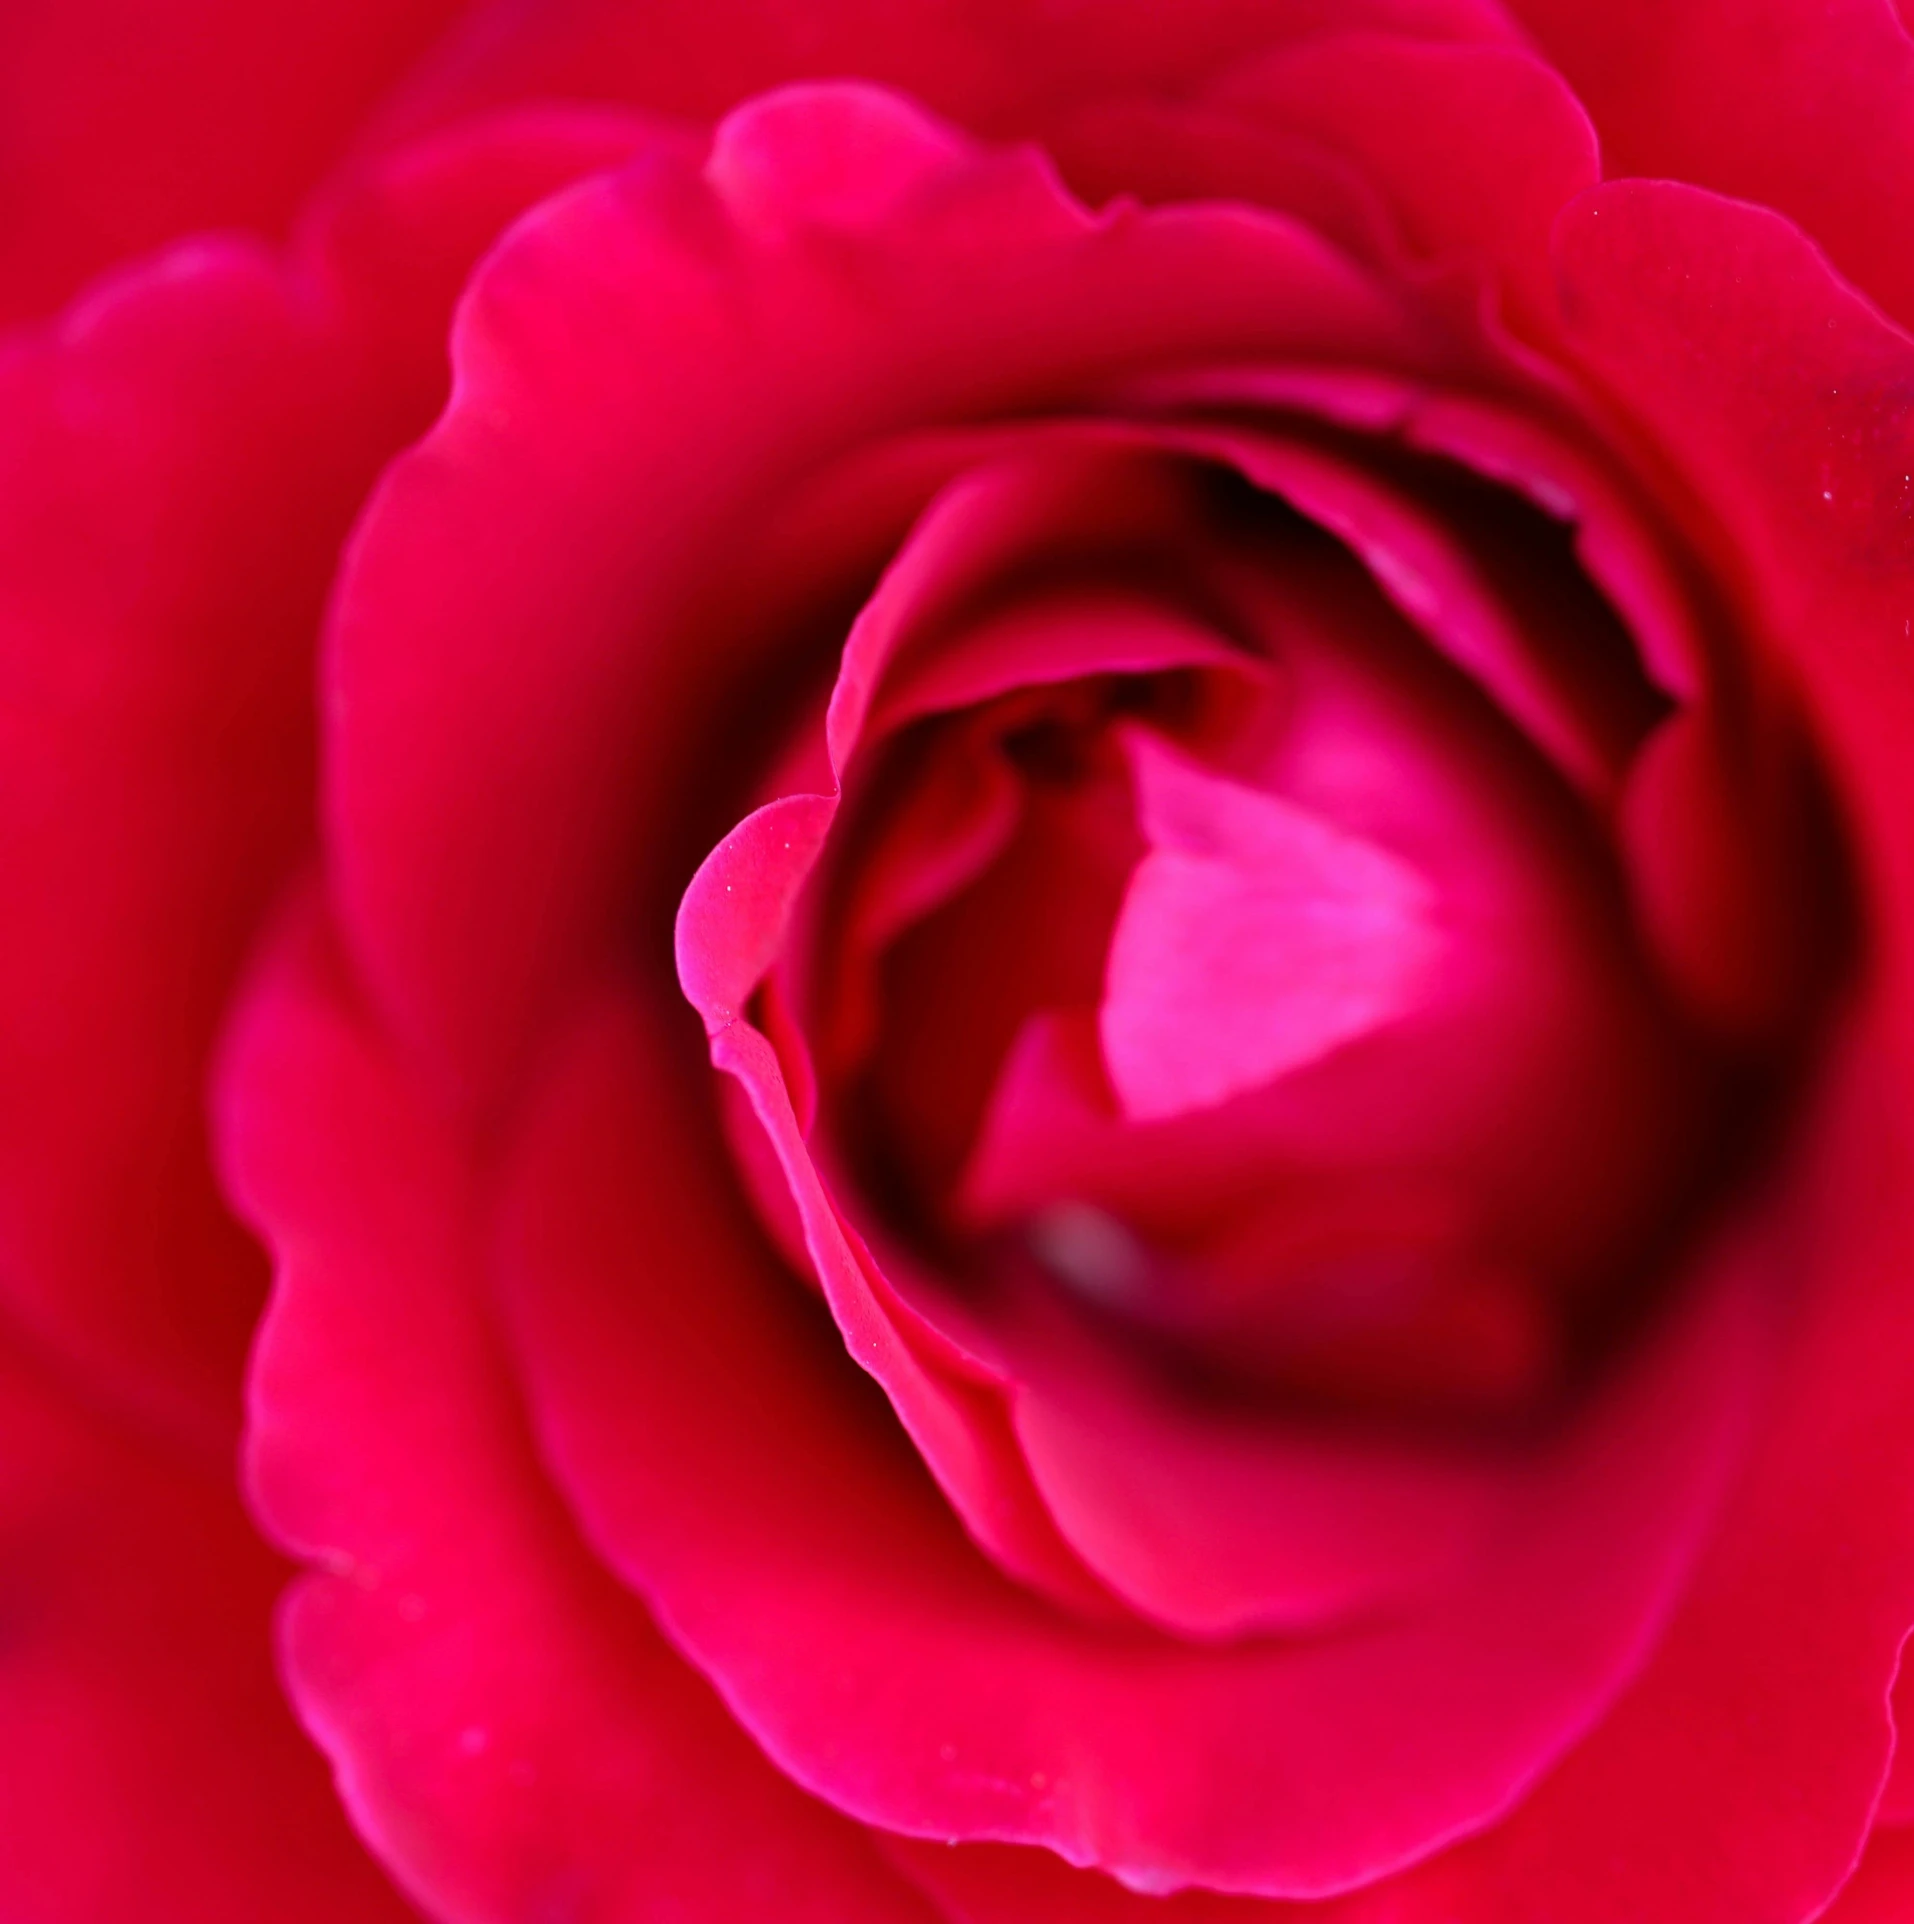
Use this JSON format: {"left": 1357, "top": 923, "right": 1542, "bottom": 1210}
{"left": 0, "top": 111, "right": 663, "bottom": 1455}
{"left": 215, "top": 895, "right": 941, "bottom": 1924}
{"left": 1049, "top": 34, "right": 1598, "bottom": 344}
{"left": 1817, "top": 1827, "right": 1914, "bottom": 1924}
{"left": 0, "top": 1327, "right": 412, "bottom": 1923}
{"left": 375, "top": 0, "right": 1519, "bottom": 158}
{"left": 1549, "top": 184, "right": 1914, "bottom": 1071}
{"left": 0, "top": 245, "right": 363, "bottom": 1450}
{"left": 0, "top": 0, "right": 472, "bottom": 327}
{"left": 1500, "top": 0, "right": 1914, "bottom": 336}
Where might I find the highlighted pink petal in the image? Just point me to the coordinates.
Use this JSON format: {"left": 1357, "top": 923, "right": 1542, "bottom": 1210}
{"left": 1101, "top": 729, "right": 1441, "bottom": 1121}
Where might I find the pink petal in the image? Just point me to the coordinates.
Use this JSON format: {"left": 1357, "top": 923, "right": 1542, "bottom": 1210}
{"left": 0, "top": 0, "right": 469, "bottom": 326}
{"left": 1101, "top": 729, "right": 1443, "bottom": 1122}
{"left": 1504, "top": 0, "right": 1914, "bottom": 335}
{"left": 215, "top": 894, "right": 942, "bottom": 1924}
{"left": 0, "top": 1328, "right": 413, "bottom": 1923}
{"left": 323, "top": 82, "right": 1431, "bottom": 1106}
{"left": 0, "top": 112, "right": 668, "bottom": 1455}
{"left": 499, "top": 975, "right": 1765, "bottom": 1898}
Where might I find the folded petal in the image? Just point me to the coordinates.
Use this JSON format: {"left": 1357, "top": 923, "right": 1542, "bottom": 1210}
{"left": 498, "top": 972, "right": 1765, "bottom": 1897}
{"left": 216, "top": 894, "right": 942, "bottom": 1924}
{"left": 325, "top": 83, "right": 1432, "bottom": 1106}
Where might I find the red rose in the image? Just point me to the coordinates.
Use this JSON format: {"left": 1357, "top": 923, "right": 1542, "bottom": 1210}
{"left": 7, "top": 3, "right": 1914, "bottom": 1919}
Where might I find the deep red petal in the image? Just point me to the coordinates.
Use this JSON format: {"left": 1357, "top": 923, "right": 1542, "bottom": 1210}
{"left": 1210, "top": 34, "right": 1597, "bottom": 339}
{"left": 1818, "top": 1826, "right": 1914, "bottom": 1924}
{"left": 0, "top": 246, "right": 357, "bottom": 1450}
{"left": 376, "top": 0, "right": 1518, "bottom": 159}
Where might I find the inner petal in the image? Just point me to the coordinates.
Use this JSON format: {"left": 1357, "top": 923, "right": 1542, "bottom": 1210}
{"left": 1101, "top": 726, "right": 1444, "bottom": 1122}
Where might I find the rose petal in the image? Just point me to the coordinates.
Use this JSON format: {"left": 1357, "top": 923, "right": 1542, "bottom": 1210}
{"left": 215, "top": 894, "right": 942, "bottom": 1924}
{"left": 1504, "top": 0, "right": 1914, "bottom": 335}
{"left": 498, "top": 972, "right": 1764, "bottom": 1897}
{"left": 1818, "top": 1825, "right": 1914, "bottom": 1924}
{"left": 375, "top": 0, "right": 1521, "bottom": 162}
{"left": 0, "top": 112, "right": 669, "bottom": 1455}
{"left": 0, "top": 1327, "right": 413, "bottom": 1923}
{"left": 0, "top": 245, "right": 351, "bottom": 1450}
{"left": 1212, "top": 34, "right": 1599, "bottom": 339}
{"left": 0, "top": 0, "right": 469, "bottom": 325}
{"left": 325, "top": 82, "right": 1432, "bottom": 1107}
{"left": 1101, "top": 729, "right": 1443, "bottom": 1122}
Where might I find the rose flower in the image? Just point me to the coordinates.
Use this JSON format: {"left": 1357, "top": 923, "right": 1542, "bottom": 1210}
{"left": 5, "top": 3, "right": 1914, "bottom": 1920}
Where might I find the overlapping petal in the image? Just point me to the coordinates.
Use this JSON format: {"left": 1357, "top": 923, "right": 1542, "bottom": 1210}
{"left": 0, "top": 0, "right": 470, "bottom": 327}
{"left": 216, "top": 896, "right": 942, "bottom": 1924}
{"left": 325, "top": 84, "right": 1430, "bottom": 1105}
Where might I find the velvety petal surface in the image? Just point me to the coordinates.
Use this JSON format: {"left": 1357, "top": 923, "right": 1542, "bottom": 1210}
{"left": 1502, "top": 0, "right": 1914, "bottom": 336}
{"left": 375, "top": 0, "right": 1520, "bottom": 162}
{"left": 0, "top": 0, "right": 472, "bottom": 327}
{"left": 0, "top": 110, "right": 664, "bottom": 1456}
{"left": 1208, "top": 34, "right": 1598, "bottom": 339}
{"left": 325, "top": 84, "right": 1435, "bottom": 1107}
{"left": 0, "top": 1325, "right": 415, "bottom": 1923}
{"left": 0, "top": 244, "right": 364, "bottom": 1450}
{"left": 217, "top": 896, "right": 942, "bottom": 1924}
{"left": 1817, "top": 1826, "right": 1914, "bottom": 1924}
{"left": 497, "top": 971, "right": 1764, "bottom": 1898}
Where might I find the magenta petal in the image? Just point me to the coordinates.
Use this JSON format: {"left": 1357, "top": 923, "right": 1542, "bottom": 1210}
{"left": 1213, "top": 33, "right": 1598, "bottom": 336}
{"left": 0, "top": 244, "right": 352, "bottom": 1449}
{"left": 1005, "top": 1323, "right": 1516, "bottom": 1637}
{"left": 1875, "top": 1658, "right": 1914, "bottom": 1825}
{"left": 377, "top": 0, "right": 1520, "bottom": 165}
{"left": 678, "top": 794, "right": 839, "bottom": 1031}
{"left": 500, "top": 975, "right": 1765, "bottom": 1897}
{"left": 0, "top": 0, "right": 469, "bottom": 326}
{"left": 1551, "top": 182, "right": 1914, "bottom": 1036}
{"left": 873, "top": 586, "right": 1254, "bottom": 737}
{"left": 0, "top": 111, "right": 683, "bottom": 1457}
{"left": 215, "top": 896, "right": 941, "bottom": 1924}
{"left": 325, "top": 81, "right": 1430, "bottom": 1104}
{"left": 1166, "top": 421, "right": 1646, "bottom": 795}
{"left": 0, "top": 1329, "right": 413, "bottom": 1924}
{"left": 1819, "top": 1826, "right": 1914, "bottom": 1924}
{"left": 1505, "top": 0, "right": 1914, "bottom": 335}
{"left": 1102, "top": 729, "right": 1442, "bottom": 1122}
{"left": 709, "top": 1017, "right": 1122, "bottom": 1614}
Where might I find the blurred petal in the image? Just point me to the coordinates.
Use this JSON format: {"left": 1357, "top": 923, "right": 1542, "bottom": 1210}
{"left": 0, "top": 1325, "right": 413, "bottom": 1923}
{"left": 0, "top": 0, "right": 471, "bottom": 326}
